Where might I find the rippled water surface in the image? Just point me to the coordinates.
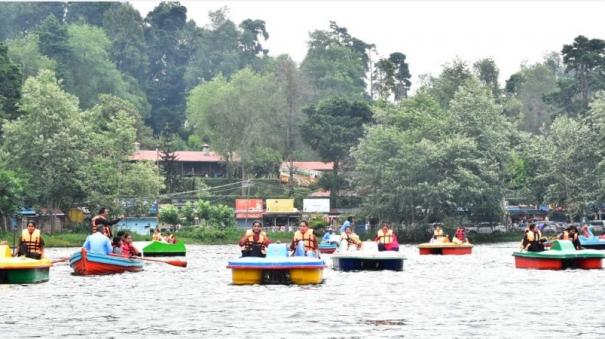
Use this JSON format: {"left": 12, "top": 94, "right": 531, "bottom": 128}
{"left": 2, "top": 243, "right": 605, "bottom": 338}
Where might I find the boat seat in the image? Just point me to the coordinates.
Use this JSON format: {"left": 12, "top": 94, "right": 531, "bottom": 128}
{"left": 0, "top": 245, "right": 10, "bottom": 258}
{"left": 550, "top": 240, "right": 576, "bottom": 251}
{"left": 267, "top": 244, "right": 288, "bottom": 258}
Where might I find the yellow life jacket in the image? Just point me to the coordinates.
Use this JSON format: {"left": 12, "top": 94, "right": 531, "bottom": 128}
{"left": 377, "top": 229, "right": 393, "bottom": 244}
{"left": 342, "top": 233, "right": 361, "bottom": 245}
{"left": 21, "top": 229, "right": 42, "bottom": 254}
{"left": 293, "top": 229, "right": 316, "bottom": 250}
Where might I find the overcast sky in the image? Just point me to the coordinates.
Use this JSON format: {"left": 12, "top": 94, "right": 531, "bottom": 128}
{"left": 131, "top": 1, "right": 605, "bottom": 89}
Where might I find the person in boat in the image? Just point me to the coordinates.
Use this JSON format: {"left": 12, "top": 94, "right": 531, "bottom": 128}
{"left": 431, "top": 225, "right": 447, "bottom": 243}
{"left": 120, "top": 232, "right": 141, "bottom": 257}
{"left": 581, "top": 224, "right": 593, "bottom": 238}
{"left": 452, "top": 226, "right": 468, "bottom": 244}
{"left": 375, "top": 224, "right": 399, "bottom": 251}
{"left": 83, "top": 223, "right": 113, "bottom": 255}
{"left": 17, "top": 221, "right": 45, "bottom": 259}
{"left": 91, "top": 208, "right": 122, "bottom": 238}
{"left": 559, "top": 226, "right": 582, "bottom": 250}
{"left": 239, "top": 220, "right": 271, "bottom": 257}
{"left": 290, "top": 220, "right": 318, "bottom": 257}
{"left": 166, "top": 233, "right": 177, "bottom": 244}
{"left": 521, "top": 223, "right": 545, "bottom": 252}
{"left": 341, "top": 226, "right": 362, "bottom": 251}
{"left": 339, "top": 216, "right": 353, "bottom": 234}
{"left": 111, "top": 236, "right": 122, "bottom": 255}
{"left": 152, "top": 228, "right": 162, "bottom": 241}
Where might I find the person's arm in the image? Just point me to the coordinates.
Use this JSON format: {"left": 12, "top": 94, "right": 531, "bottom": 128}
{"left": 83, "top": 237, "right": 91, "bottom": 251}
{"left": 39, "top": 237, "right": 45, "bottom": 256}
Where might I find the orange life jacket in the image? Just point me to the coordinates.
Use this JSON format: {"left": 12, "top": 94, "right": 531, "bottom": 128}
{"left": 242, "top": 230, "right": 268, "bottom": 254}
{"left": 377, "top": 229, "right": 393, "bottom": 244}
{"left": 21, "top": 229, "right": 43, "bottom": 254}
{"left": 293, "top": 229, "right": 316, "bottom": 251}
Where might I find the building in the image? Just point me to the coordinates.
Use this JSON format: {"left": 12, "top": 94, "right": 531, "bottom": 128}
{"left": 279, "top": 161, "right": 334, "bottom": 186}
{"left": 130, "top": 144, "right": 228, "bottom": 177}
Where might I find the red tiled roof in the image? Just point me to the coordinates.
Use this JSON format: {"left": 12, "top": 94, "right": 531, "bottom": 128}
{"left": 130, "top": 150, "right": 225, "bottom": 162}
{"left": 284, "top": 161, "right": 334, "bottom": 171}
{"left": 310, "top": 190, "right": 331, "bottom": 197}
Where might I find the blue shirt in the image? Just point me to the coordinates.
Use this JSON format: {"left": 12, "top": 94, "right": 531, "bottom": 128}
{"left": 339, "top": 220, "right": 351, "bottom": 234}
{"left": 83, "top": 232, "right": 112, "bottom": 255}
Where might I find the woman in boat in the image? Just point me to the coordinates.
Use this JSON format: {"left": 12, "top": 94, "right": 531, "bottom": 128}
{"left": 290, "top": 220, "right": 318, "bottom": 257}
{"left": 521, "top": 224, "right": 545, "bottom": 252}
{"left": 239, "top": 221, "right": 270, "bottom": 257}
{"left": 559, "top": 226, "right": 582, "bottom": 250}
{"left": 17, "top": 221, "right": 45, "bottom": 259}
{"left": 452, "top": 226, "right": 468, "bottom": 244}
{"left": 375, "top": 224, "right": 399, "bottom": 251}
{"left": 431, "top": 225, "right": 447, "bottom": 243}
{"left": 341, "top": 226, "right": 362, "bottom": 251}
{"left": 120, "top": 232, "right": 141, "bottom": 257}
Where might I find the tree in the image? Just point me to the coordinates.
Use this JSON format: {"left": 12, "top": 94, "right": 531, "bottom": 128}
{"left": 36, "top": 14, "right": 73, "bottom": 89}
{"left": 6, "top": 33, "right": 57, "bottom": 79}
{"left": 301, "top": 22, "right": 372, "bottom": 101}
{"left": 238, "top": 19, "right": 269, "bottom": 66}
{"left": 65, "top": 2, "right": 114, "bottom": 26}
{"left": 302, "top": 97, "right": 373, "bottom": 200}
{"left": 0, "top": 170, "right": 24, "bottom": 231}
{"left": 159, "top": 204, "right": 179, "bottom": 226}
{"left": 421, "top": 59, "right": 472, "bottom": 109}
{"left": 159, "top": 133, "right": 183, "bottom": 193}
{"left": 0, "top": 2, "right": 66, "bottom": 40}
{"left": 473, "top": 58, "right": 500, "bottom": 99}
{"left": 1, "top": 70, "right": 88, "bottom": 231}
{"left": 0, "top": 42, "right": 22, "bottom": 121}
{"left": 102, "top": 3, "right": 149, "bottom": 82}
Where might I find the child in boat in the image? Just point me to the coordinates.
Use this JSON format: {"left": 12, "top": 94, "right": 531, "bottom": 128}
{"left": 111, "top": 236, "right": 122, "bottom": 254}
{"left": 431, "top": 225, "right": 447, "bottom": 243}
{"left": 120, "top": 232, "right": 141, "bottom": 257}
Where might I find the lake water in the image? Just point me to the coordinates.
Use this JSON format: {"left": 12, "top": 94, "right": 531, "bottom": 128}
{"left": 2, "top": 243, "right": 604, "bottom": 338}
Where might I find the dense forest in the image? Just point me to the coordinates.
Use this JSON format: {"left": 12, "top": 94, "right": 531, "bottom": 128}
{"left": 1, "top": 2, "right": 604, "bottom": 228}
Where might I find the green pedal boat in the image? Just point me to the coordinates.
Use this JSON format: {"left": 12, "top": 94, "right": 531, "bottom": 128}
{"left": 0, "top": 245, "right": 51, "bottom": 284}
{"left": 134, "top": 241, "right": 186, "bottom": 257}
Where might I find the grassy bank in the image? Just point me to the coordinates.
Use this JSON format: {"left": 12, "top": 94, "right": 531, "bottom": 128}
{"left": 0, "top": 228, "right": 523, "bottom": 248}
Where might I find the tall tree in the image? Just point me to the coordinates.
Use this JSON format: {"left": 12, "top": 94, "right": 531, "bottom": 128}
{"left": 302, "top": 97, "right": 373, "bottom": 200}
{"left": 159, "top": 133, "right": 183, "bottom": 193}
{"left": 421, "top": 59, "right": 472, "bottom": 109}
{"left": 36, "top": 14, "right": 73, "bottom": 88}
{"left": 6, "top": 33, "right": 57, "bottom": 79}
{"left": 389, "top": 52, "right": 412, "bottom": 101}
{"left": 0, "top": 169, "right": 23, "bottom": 231}
{"left": 0, "top": 42, "right": 22, "bottom": 121}
{"left": 65, "top": 2, "right": 114, "bottom": 26}
{"left": 473, "top": 58, "right": 500, "bottom": 99}
{"left": 0, "top": 2, "right": 66, "bottom": 40}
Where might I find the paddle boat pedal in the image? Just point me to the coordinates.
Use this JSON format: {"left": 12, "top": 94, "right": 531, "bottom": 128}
{"left": 227, "top": 243, "right": 325, "bottom": 285}
{"left": 512, "top": 240, "right": 605, "bottom": 270}
{"left": 0, "top": 245, "right": 51, "bottom": 284}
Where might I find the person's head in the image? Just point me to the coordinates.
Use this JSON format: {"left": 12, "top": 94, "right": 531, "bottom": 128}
{"left": 98, "top": 207, "right": 108, "bottom": 216}
{"left": 27, "top": 221, "right": 36, "bottom": 233}
{"left": 251, "top": 220, "right": 262, "bottom": 233}
{"left": 347, "top": 216, "right": 353, "bottom": 223}
{"left": 435, "top": 225, "right": 441, "bottom": 231}
{"left": 345, "top": 226, "right": 352, "bottom": 234}
{"left": 154, "top": 228, "right": 160, "bottom": 233}
{"left": 122, "top": 232, "right": 133, "bottom": 243}
{"left": 112, "top": 236, "right": 122, "bottom": 247}
{"left": 381, "top": 224, "right": 389, "bottom": 233}
{"left": 116, "top": 230, "right": 126, "bottom": 238}
{"left": 299, "top": 220, "right": 309, "bottom": 232}
{"left": 529, "top": 223, "right": 536, "bottom": 231}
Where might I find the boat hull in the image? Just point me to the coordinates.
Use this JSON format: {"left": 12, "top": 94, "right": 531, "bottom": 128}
{"left": 514, "top": 256, "right": 602, "bottom": 270}
{"left": 332, "top": 257, "right": 404, "bottom": 271}
{"left": 70, "top": 249, "right": 144, "bottom": 275}
{"left": 579, "top": 237, "right": 605, "bottom": 250}
{"left": 135, "top": 241, "right": 186, "bottom": 257}
{"left": 227, "top": 256, "right": 325, "bottom": 285}
{"left": 319, "top": 246, "right": 337, "bottom": 254}
{"left": 0, "top": 267, "right": 50, "bottom": 284}
{"left": 417, "top": 243, "right": 473, "bottom": 255}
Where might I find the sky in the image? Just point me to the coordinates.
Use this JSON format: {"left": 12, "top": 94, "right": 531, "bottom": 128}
{"left": 131, "top": 1, "right": 605, "bottom": 90}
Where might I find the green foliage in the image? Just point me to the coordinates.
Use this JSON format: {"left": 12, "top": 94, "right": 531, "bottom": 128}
{"left": 0, "top": 169, "right": 24, "bottom": 230}
{"left": 0, "top": 2, "right": 66, "bottom": 40}
{"left": 421, "top": 59, "right": 472, "bottom": 109}
{"left": 308, "top": 214, "right": 328, "bottom": 229}
{"left": 65, "top": 2, "right": 114, "bottom": 27}
{"left": 372, "top": 52, "right": 411, "bottom": 101}
{"left": 159, "top": 204, "right": 179, "bottom": 225}
{"left": 6, "top": 33, "right": 57, "bottom": 79}
{"left": 473, "top": 58, "right": 500, "bottom": 99}
{"left": 0, "top": 42, "right": 22, "bottom": 121}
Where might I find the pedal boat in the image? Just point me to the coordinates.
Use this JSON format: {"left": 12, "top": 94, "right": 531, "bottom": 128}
{"left": 417, "top": 241, "right": 473, "bottom": 255}
{"left": 227, "top": 244, "right": 325, "bottom": 285}
{"left": 512, "top": 240, "right": 605, "bottom": 270}
{"left": 331, "top": 242, "right": 406, "bottom": 271}
{"left": 0, "top": 245, "right": 51, "bottom": 284}
{"left": 134, "top": 240, "right": 186, "bottom": 257}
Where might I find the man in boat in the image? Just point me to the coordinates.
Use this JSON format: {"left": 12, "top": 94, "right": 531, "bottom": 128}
{"left": 290, "top": 220, "right": 318, "bottom": 257}
{"left": 239, "top": 220, "right": 270, "bottom": 257}
{"left": 341, "top": 226, "right": 362, "bottom": 251}
{"left": 339, "top": 216, "right": 353, "bottom": 234}
{"left": 120, "top": 232, "right": 141, "bottom": 257}
{"left": 452, "top": 226, "right": 468, "bottom": 244}
{"left": 17, "top": 221, "right": 45, "bottom": 259}
{"left": 521, "top": 223, "right": 545, "bottom": 252}
{"left": 375, "top": 224, "right": 399, "bottom": 251}
{"left": 83, "top": 223, "right": 113, "bottom": 255}
{"left": 91, "top": 208, "right": 122, "bottom": 238}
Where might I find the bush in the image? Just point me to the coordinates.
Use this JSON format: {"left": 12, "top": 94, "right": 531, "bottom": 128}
{"left": 159, "top": 205, "right": 179, "bottom": 225}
